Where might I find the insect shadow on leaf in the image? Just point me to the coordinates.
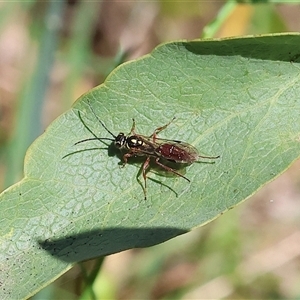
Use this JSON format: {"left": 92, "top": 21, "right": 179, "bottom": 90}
{"left": 63, "top": 100, "right": 220, "bottom": 200}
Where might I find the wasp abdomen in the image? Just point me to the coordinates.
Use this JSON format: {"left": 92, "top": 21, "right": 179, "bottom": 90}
{"left": 156, "top": 144, "right": 192, "bottom": 163}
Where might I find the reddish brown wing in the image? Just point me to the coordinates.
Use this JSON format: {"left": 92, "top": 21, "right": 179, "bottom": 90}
{"left": 155, "top": 141, "right": 198, "bottom": 164}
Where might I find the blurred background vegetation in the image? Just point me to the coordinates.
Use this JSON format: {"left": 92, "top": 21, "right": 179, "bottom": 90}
{"left": 0, "top": 1, "right": 299, "bottom": 299}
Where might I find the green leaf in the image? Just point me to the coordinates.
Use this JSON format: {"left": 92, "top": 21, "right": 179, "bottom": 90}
{"left": 1, "top": 33, "right": 300, "bottom": 299}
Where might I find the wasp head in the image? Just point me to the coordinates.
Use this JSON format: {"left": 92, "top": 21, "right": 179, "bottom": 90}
{"left": 115, "top": 133, "right": 127, "bottom": 148}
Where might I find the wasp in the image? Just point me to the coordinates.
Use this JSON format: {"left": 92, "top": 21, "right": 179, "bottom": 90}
{"left": 73, "top": 100, "right": 219, "bottom": 200}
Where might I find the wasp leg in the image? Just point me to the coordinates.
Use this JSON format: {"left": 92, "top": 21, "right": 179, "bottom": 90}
{"left": 129, "top": 118, "right": 137, "bottom": 135}
{"left": 198, "top": 155, "right": 220, "bottom": 159}
{"left": 150, "top": 117, "right": 176, "bottom": 142}
{"left": 154, "top": 157, "right": 190, "bottom": 182}
{"left": 122, "top": 151, "right": 135, "bottom": 167}
{"left": 142, "top": 156, "right": 151, "bottom": 200}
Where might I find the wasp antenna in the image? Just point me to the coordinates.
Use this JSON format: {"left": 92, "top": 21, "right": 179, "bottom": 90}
{"left": 75, "top": 137, "right": 114, "bottom": 145}
{"left": 86, "top": 100, "right": 116, "bottom": 138}
{"left": 78, "top": 110, "right": 100, "bottom": 141}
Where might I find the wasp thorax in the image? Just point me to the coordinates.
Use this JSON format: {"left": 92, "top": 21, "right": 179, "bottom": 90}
{"left": 115, "top": 133, "right": 126, "bottom": 148}
{"left": 127, "top": 136, "right": 144, "bottom": 148}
